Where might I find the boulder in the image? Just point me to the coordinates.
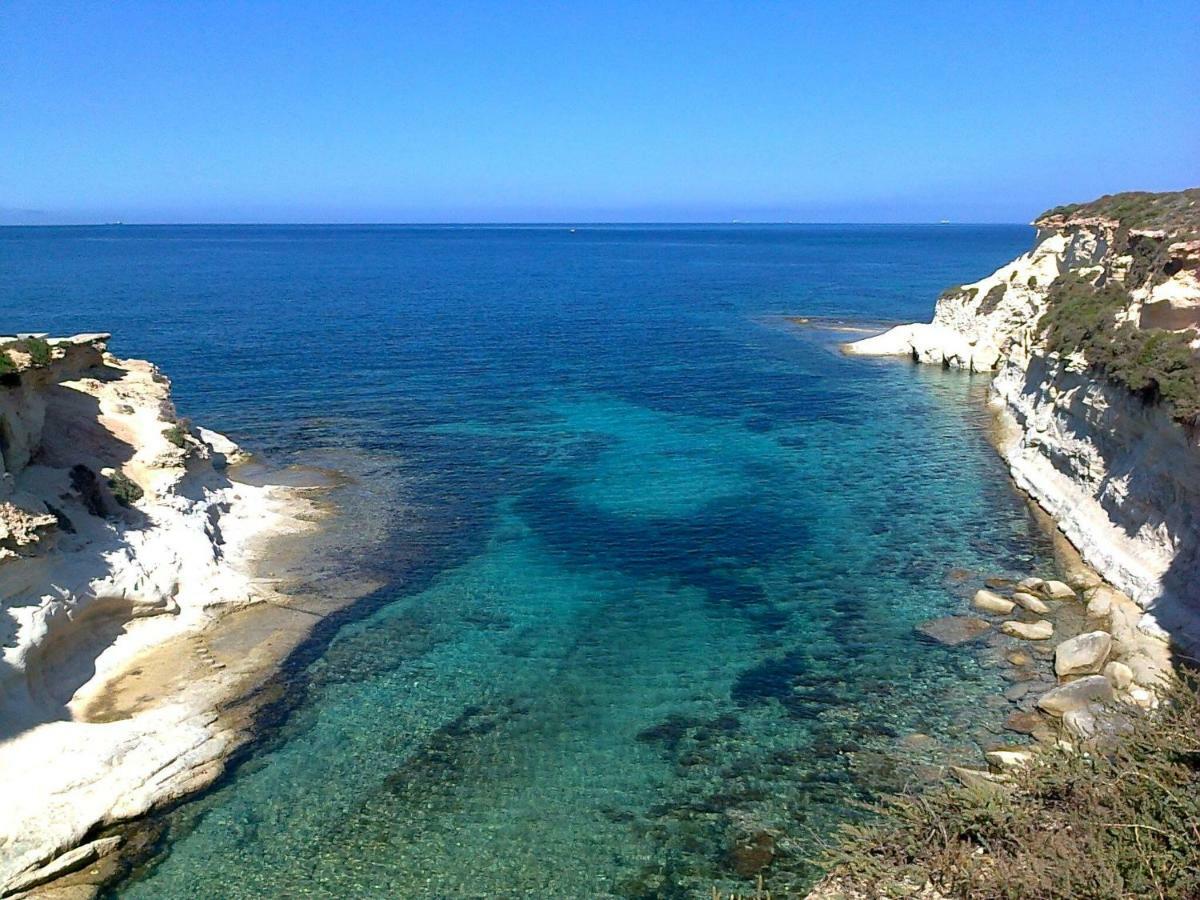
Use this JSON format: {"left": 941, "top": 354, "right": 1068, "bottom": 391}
{"left": 1103, "top": 661, "right": 1134, "bottom": 691}
{"left": 1054, "top": 631, "right": 1113, "bottom": 677}
{"left": 985, "top": 576, "right": 1015, "bottom": 590}
{"left": 1041, "top": 580, "right": 1077, "bottom": 601}
{"left": 1011, "top": 591, "right": 1050, "bottom": 614}
{"left": 985, "top": 748, "right": 1034, "bottom": 772}
{"left": 1002, "top": 619, "right": 1054, "bottom": 641}
{"left": 1062, "top": 706, "right": 1099, "bottom": 740}
{"left": 972, "top": 590, "right": 1015, "bottom": 615}
{"left": 950, "top": 766, "right": 1011, "bottom": 796}
{"left": 1017, "top": 576, "right": 1045, "bottom": 593}
{"left": 915, "top": 616, "right": 992, "bottom": 646}
{"left": 1037, "top": 676, "right": 1114, "bottom": 716}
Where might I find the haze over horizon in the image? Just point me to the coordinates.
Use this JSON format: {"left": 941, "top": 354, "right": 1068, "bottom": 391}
{"left": 3, "top": 1, "right": 1197, "bottom": 226}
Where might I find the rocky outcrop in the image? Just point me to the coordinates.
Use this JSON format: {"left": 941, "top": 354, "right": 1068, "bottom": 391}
{"left": 0, "top": 336, "right": 318, "bottom": 895}
{"left": 845, "top": 189, "right": 1200, "bottom": 653}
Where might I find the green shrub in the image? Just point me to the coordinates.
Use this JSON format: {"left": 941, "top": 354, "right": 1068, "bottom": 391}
{"left": 1037, "top": 189, "right": 1200, "bottom": 236}
{"left": 107, "top": 470, "right": 144, "bottom": 507}
{"left": 22, "top": 337, "right": 51, "bottom": 367}
{"left": 1027, "top": 276, "right": 1037, "bottom": 288}
{"left": 979, "top": 283, "right": 1007, "bottom": 315}
{"left": 0, "top": 351, "right": 14, "bottom": 375}
{"left": 821, "top": 676, "right": 1200, "bottom": 899}
{"left": 163, "top": 420, "right": 189, "bottom": 448}
{"left": 1039, "top": 274, "right": 1200, "bottom": 424}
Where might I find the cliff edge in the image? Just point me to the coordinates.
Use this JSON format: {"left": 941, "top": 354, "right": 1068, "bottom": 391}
{"left": 846, "top": 189, "right": 1200, "bottom": 652}
{"left": 0, "top": 335, "right": 319, "bottom": 895}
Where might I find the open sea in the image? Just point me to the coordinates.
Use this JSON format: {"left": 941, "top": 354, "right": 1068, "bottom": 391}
{"left": 0, "top": 224, "right": 1051, "bottom": 897}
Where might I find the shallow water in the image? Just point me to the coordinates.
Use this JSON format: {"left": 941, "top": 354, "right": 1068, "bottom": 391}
{"left": 0, "top": 224, "right": 1053, "bottom": 896}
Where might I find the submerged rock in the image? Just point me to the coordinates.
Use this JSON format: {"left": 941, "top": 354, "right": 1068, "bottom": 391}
{"left": 1003, "top": 710, "right": 1046, "bottom": 735}
{"left": 728, "top": 831, "right": 775, "bottom": 878}
{"left": 1005, "top": 650, "right": 1033, "bottom": 667}
{"left": 915, "top": 616, "right": 992, "bottom": 646}
{"left": 1054, "top": 631, "right": 1113, "bottom": 677}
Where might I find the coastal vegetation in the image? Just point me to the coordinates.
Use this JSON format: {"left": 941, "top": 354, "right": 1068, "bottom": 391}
{"left": 1038, "top": 274, "right": 1200, "bottom": 424}
{"left": 107, "top": 470, "right": 144, "bottom": 507}
{"left": 163, "top": 420, "right": 189, "bottom": 448}
{"left": 0, "top": 337, "right": 53, "bottom": 371}
{"left": 821, "top": 675, "right": 1200, "bottom": 899}
{"left": 1038, "top": 189, "right": 1200, "bottom": 237}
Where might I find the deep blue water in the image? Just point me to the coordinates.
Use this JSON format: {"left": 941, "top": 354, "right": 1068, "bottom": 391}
{"left": 0, "top": 224, "right": 1050, "bottom": 896}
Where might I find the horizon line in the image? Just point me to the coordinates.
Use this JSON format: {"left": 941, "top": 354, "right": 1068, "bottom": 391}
{"left": 1, "top": 220, "right": 1033, "bottom": 228}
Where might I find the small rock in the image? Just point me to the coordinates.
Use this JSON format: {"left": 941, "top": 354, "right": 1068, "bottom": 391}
{"left": 1062, "top": 706, "right": 1099, "bottom": 740}
{"left": 900, "top": 732, "right": 937, "bottom": 750}
{"left": 1087, "top": 591, "right": 1113, "bottom": 620}
{"left": 729, "top": 831, "right": 775, "bottom": 878}
{"left": 1103, "top": 660, "right": 1134, "bottom": 691}
{"left": 1011, "top": 591, "right": 1050, "bottom": 614}
{"left": 972, "top": 589, "right": 1015, "bottom": 615}
{"left": 950, "top": 765, "right": 1011, "bottom": 796}
{"left": 1041, "top": 580, "right": 1077, "bottom": 601}
{"left": 1003, "top": 682, "right": 1033, "bottom": 702}
{"left": 1129, "top": 687, "right": 1155, "bottom": 708}
{"left": 985, "top": 748, "right": 1034, "bottom": 772}
{"left": 1037, "top": 675, "right": 1114, "bottom": 717}
{"left": 985, "top": 576, "right": 1015, "bottom": 590}
{"left": 915, "top": 616, "right": 992, "bottom": 646}
{"left": 1054, "top": 631, "right": 1113, "bottom": 677}
{"left": 1001, "top": 619, "right": 1054, "bottom": 641}
{"left": 1005, "top": 650, "right": 1032, "bottom": 667}
{"left": 1067, "top": 569, "right": 1102, "bottom": 591}
{"left": 1004, "top": 710, "right": 1045, "bottom": 734}
{"left": 1017, "top": 576, "right": 1045, "bottom": 593}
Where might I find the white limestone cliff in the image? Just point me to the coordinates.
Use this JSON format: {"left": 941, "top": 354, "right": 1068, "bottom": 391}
{"left": 0, "top": 335, "right": 318, "bottom": 895}
{"left": 846, "top": 190, "right": 1200, "bottom": 652}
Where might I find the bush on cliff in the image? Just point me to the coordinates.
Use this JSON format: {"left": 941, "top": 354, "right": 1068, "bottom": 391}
{"left": 107, "top": 470, "right": 144, "bottom": 508}
{"left": 1039, "top": 274, "right": 1200, "bottom": 425}
{"left": 22, "top": 337, "right": 52, "bottom": 367}
{"left": 163, "top": 420, "right": 189, "bottom": 448}
{"left": 819, "top": 676, "right": 1200, "bottom": 899}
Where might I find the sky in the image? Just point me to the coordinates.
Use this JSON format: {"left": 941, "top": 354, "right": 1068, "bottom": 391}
{"left": 2, "top": 1, "right": 1197, "bottom": 224}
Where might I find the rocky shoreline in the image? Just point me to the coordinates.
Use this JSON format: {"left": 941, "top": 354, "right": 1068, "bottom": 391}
{"left": 0, "top": 336, "right": 384, "bottom": 898}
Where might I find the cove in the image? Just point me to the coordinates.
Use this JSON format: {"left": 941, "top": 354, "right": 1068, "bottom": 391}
{"left": 0, "top": 224, "right": 1048, "bottom": 896}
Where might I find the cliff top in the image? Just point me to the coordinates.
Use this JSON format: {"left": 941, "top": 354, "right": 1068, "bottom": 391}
{"left": 1036, "top": 188, "right": 1200, "bottom": 236}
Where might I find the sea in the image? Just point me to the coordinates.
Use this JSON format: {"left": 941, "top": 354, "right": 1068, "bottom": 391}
{"left": 0, "top": 223, "right": 1052, "bottom": 897}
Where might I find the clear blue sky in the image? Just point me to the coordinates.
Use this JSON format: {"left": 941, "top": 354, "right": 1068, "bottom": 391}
{"left": 2, "top": 1, "right": 1197, "bottom": 224}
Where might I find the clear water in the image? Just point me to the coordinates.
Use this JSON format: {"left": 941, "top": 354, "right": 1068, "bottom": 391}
{"left": 0, "top": 224, "right": 1051, "bottom": 896}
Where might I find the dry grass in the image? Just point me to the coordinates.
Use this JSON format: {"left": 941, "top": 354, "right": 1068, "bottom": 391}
{"left": 818, "top": 676, "right": 1200, "bottom": 899}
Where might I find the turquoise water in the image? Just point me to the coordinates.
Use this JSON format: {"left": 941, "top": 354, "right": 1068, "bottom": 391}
{"left": 0, "top": 225, "right": 1051, "bottom": 896}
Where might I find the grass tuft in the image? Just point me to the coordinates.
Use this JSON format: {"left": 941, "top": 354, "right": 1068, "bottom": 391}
{"left": 819, "top": 675, "right": 1200, "bottom": 899}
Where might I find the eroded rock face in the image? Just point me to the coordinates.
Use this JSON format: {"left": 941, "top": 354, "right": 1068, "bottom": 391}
{"left": 844, "top": 192, "right": 1200, "bottom": 655}
{"left": 0, "top": 335, "right": 309, "bottom": 894}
